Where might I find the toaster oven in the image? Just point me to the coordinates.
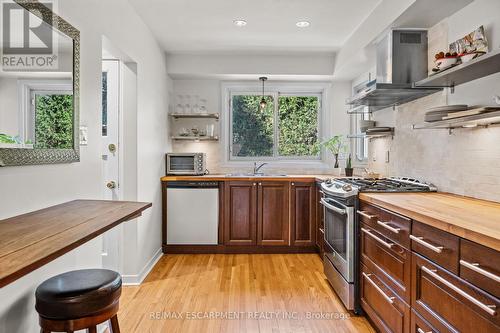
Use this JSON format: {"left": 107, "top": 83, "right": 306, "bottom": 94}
{"left": 166, "top": 153, "right": 206, "bottom": 175}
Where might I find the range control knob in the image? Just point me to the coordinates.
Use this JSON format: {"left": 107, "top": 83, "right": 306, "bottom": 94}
{"left": 342, "top": 184, "right": 353, "bottom": 192}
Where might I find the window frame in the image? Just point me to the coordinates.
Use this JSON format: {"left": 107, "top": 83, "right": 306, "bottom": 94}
{"left": 222, "top": 81, "right": 330, "bottom": 166}
{"left": 18, "top": 79, "right": 73, "bottom": 145}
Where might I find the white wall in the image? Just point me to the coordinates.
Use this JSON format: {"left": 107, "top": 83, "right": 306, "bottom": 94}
{"left": 369, "top": 0, "right": 500, "bottom": 201}
{"left": 0, "top": 78, "right": 19, "bottom": 137}
{"left": 170, "top": 78, "right": 351, "bottom": 174}
{"left": 0, "top": 0, "right": 169, "bottom": 330}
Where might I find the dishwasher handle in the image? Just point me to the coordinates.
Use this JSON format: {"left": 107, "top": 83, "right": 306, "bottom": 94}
{"left": 166, "top": 181, "right": 219, "bottom": 189}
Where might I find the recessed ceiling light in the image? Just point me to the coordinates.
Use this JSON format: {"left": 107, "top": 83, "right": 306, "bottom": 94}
{"left": 233, "top": 19, "right": 247, "bottom": 27}
{"left": 296, "top": 21, "right": 311, "bottom": 28}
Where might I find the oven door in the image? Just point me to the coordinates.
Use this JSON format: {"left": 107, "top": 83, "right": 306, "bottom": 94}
{"left": 321, "top": 196, "right": 354, "bottom": 282}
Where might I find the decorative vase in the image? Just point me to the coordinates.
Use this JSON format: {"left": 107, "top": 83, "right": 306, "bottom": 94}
{"left": 332, "top": 167, "right": 342, "bottom": 176}
{"left": 345, "top": 168, "right": 354, "bottom": 177}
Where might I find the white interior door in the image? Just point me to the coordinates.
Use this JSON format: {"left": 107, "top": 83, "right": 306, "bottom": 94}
{"left": 101, "top": 60, "right": 121, "bottom": 272}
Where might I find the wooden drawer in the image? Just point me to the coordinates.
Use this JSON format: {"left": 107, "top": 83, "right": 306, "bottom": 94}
{"left": 412, "top": 253, "right": 500, "bottom": 332}
{"left": 359, "top": 202, "right": 411, "bottom": 249}
{"left": 460, "top": 239, "right": 500, "bottom": 298}
{"left": 410, "top": 221, "right": 459, "bottom": 274}
{"left": 361, "top": 263, "right": 411, "bottom": 333}
{"left": 410, "top": 310, "right": 439, "bottom": 333}
{"left": 361, "top": 223, "right": 411, "bottom": 302}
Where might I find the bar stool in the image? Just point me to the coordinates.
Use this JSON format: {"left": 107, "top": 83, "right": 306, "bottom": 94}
{"left": 35, "top": 269, "right": 122, "bottom": 333}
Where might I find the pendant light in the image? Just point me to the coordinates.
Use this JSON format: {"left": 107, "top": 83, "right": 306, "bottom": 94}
{"left": 259, "top": 77, "right": 268, "bottom": 110}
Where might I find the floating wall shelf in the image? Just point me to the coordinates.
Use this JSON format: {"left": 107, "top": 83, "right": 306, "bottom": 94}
{"left": 414, "top": 48, "right": 500, "bottom": 90}
{"left": 171, "top": 136, "right": 219, "bottom": 142}
{"left": 348, "top": 129, "right": 394, "bottom": 139}
{"left": 412, "top": 111, "right": 500, "bottom": 131}
{"left": 169, "top": 113, "right": 219, "bottom": 120}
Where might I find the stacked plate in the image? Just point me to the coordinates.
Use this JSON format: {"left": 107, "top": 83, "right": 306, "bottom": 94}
{"left": 424, "top": 105, "right": 468, "bottom": 122}
{"left": 365, "top": 127, "right": 393, "bottom": 135}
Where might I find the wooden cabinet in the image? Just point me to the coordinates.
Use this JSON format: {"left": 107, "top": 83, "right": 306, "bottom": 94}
{"left": 360, "top": 200, "right": 500, "bottom": 333}
{"left": 411, "top": 221, "right": 459, "bottom": 274}
{"left": 359, "top": 201, "right": 411, "bottom": 249}
{"left": 224, "top": 181, "right": 290, "bottom": 247}
{"left": 410, "top": 310, "right": 438, "bottom": 333}
{"left": 223, "top": 181, "right": 258, "bottom": 246}
{"left": 361, "top": 263, "right": 411, "bottom": 333}
{"left": 290, "top": 182, "right": 316, "bottom": 247}
{"left": 257, "top": 182, "right": 290, "bottom": 246}
{"left": 361, "top": 223, "right": 411, "bottom": 302}
{"left": 411, "top": 253, "right": 500, "bottom": 332}
{"left": 460, "top": 239, "right": 500, "bottom": 298}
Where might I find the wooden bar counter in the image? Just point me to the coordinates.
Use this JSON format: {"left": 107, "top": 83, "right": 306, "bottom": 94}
{"left": 0, "top": 200, "right": 151, "bottom": 288}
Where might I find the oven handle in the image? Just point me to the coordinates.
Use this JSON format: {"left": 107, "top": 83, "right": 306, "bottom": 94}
{"left": 320, "top": 198, "right": 347, "bottom": 215}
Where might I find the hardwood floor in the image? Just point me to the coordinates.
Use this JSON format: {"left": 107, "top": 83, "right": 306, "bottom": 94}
{"left": 118, "top": 254, "right": 375, "bottom": 333}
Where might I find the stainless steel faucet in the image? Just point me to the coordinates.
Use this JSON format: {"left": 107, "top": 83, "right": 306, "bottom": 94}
{"left": 253, "top": 162, "right": 268, "bottom": 174}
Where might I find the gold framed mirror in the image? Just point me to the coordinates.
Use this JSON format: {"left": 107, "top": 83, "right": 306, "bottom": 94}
{"left": 0, "top": 0, "right": 80, "bottom": 166}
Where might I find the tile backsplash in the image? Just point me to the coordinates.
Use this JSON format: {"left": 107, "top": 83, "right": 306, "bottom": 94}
{"left": 369, "top": 93, "right": 500, "bottom": 202}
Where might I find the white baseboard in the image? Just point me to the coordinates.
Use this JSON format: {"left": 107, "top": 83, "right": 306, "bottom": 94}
{"left": 121, "top": 248, "right": 163, "bottom": 285}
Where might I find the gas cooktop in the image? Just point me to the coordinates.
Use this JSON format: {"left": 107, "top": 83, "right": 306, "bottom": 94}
{"left": 321, "top": 177, "right": 437, "bottom": 198}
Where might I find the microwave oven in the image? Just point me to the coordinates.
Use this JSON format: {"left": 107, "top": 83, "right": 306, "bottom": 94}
{"left": 166, "top": 153, "right": 206, "bottom": 175}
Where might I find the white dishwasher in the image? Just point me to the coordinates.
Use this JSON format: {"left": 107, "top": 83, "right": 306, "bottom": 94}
{"left": 166, "top": 181, "right": 219, "bottom": 245}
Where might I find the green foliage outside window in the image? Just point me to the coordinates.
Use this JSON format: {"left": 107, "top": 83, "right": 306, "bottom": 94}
{"left": 231, "top": 94, "right": 319, "bottom": 158}
{"left": 278, "top": 96, "right": 318, "bottom": 156}
{"left": 232, "top": 95, "right": 274, "bottom": 157}
{"left": 34, "top": 94, "right": 73, "bottom": 149}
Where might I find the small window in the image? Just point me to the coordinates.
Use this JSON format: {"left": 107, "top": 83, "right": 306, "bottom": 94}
{"left": 229, "top": 90, "right": 321, "bottom": 161}
{"left": 32, "top": 91, "right": 73, "bottom": 149}
{"left": 18, "top": 80, "right": 73, "bottom": 149}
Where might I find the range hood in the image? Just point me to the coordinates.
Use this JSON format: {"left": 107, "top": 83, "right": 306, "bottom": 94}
{"left": 347, "top": 30, "right": 441, "bottom": 111}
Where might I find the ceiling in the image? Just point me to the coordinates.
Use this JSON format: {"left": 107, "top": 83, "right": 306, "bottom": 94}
{"left": 129, "top": 0, "right": 381, "bottom": 54}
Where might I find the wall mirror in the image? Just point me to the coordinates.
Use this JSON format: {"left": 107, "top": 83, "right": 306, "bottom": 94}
{"left": 0, "top": 0, "right": 80, "bottom": 166}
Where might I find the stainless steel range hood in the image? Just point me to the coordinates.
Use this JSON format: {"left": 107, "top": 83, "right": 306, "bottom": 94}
{"left": 347, "top": 30, "right": 441, "bottom": 111}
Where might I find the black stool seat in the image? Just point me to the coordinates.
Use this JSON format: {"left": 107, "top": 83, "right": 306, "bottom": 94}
{"left": 35, "top": 269, "right": 122, "bottom": 320}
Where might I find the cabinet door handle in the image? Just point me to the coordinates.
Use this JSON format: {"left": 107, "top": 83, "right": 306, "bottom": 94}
{"left": 357, "top": 210, "right": 377, "bottom": 219}
{"left": 362, "top": 272, "right": 395, "bottom": 304}
{"left": 361, "top": 227, "right": 394, "bottom": 249}
{"left": 460, "top": 260, "right": 500, "bottom": 283}
{"left": 377, "top": 220, "right": 400, "bottom": 234}
{"left": 258, "top": 183, "right": 262, "bottom": 186}
{"left": 421, "top": 266, "right": 497, "bottom": 316}
{"left": 410, "top": 235, "right": 444, "bottom": 253}
{"left": 417, "top": 328, "right": 432, "bottom": 333}
{"left": 253, "top": 183, "right": 257, "bottom": 186}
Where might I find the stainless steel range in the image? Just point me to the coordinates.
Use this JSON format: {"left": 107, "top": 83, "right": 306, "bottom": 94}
{"left": 319, "top": 177, "right": 436, "bottom": 313}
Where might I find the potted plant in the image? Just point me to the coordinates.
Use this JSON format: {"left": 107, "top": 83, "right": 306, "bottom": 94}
{"left": 316, "top": 135, "right": 347, "bottom": 176}
{"left": 345, "top": 153, "right": 354, "bottom": 177}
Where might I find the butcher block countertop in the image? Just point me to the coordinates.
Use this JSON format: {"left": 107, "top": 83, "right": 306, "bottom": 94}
{"left": 0, "top": 200, "right": 151, "bottom": 288}
{"left": 359, "top": 192, "right": 500, "bottom": 251}
{"left": 161, "top": 174, "right": 333, "bottom": 182}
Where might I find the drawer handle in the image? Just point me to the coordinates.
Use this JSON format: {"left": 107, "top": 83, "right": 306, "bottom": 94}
{"left": 357, "top": 210, "right": 377, "bottom": 219}
{"left": 377, "top": 220, "right": 401, "bottom": 234}
{"left": 460, "top": 260, "right": 500, "bottom": 283}
{"left": 361, "top": 227, "right": 394, "bottom": 249}
{"left": 362, "top": 272, "right": 395, "bottom": 304}
{"left": 410, "top": 235, "right": 444, "bottom": 253}
{"left": 421, "top": 266, "right": 497, "bottom": 316}
{"left": 417, "top": 328, "right": 432, "bottom": 333}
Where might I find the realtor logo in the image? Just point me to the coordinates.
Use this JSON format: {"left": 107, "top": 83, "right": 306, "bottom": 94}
{"left": 1, "top": 0, "right": 58, "bottom": 71}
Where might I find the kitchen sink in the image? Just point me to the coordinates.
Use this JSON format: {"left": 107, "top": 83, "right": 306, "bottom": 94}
{"left": 225, "top": 173, "right": 288, "bottom": 177}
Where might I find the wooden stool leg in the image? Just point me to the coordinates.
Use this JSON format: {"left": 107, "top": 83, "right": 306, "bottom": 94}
{"left": 88, "top": 326, "right": 97, "bottom": 333}
{"left": 110, "top": 315, "right": 120, "bottom": 333}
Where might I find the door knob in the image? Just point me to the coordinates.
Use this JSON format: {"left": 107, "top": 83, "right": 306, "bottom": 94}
{"left": 107, "top": 181, "right": 117, "bottom": 189}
